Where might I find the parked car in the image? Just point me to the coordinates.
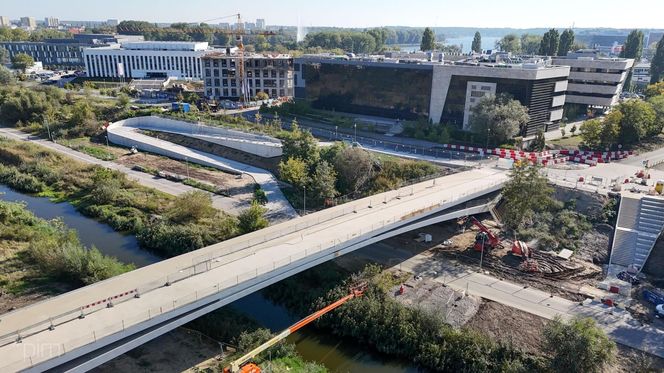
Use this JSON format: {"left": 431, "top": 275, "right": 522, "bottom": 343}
{"left": 656, "top": 304, "right": 664, "bottom": 318}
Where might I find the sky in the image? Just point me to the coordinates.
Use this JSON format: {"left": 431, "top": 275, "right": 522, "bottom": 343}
{"left": 2, "top": 0, "right": 662, "bottom": 29}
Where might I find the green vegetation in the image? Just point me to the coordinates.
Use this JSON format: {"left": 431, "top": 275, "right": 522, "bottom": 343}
{"left": 0, "top": 65, "right": 13, "bottom": 85}
{"left": 579, "top": 96, "right": 664, "bottom": 149}
{"left": 468, "top": 94, "right": 530, "bottom": 146}
{"left": 558, "top": 29, "right": 575, "bottom": 56}
{"left": 420, "top": 27, "right": 436, "bottom": 51}
{"left": 11, "top": 53, "right": 34, "bottom": 72}
{"left": 651, "top": 36, "right": 664, "bottom": 84}
{"left": 620, "top": 29, "right": 645, "bottom": 61}
{"left": 0, "top": 200, "right": 133, "bottom": 287}
{"left": 238, "top": 202, "right": 269, "bottom": 234}
{"left": 501, "top": 163, "right": 591, "bottom": 250}
{"left": 539, "top": 28, "right": 560, "bottom": 56}
{"left": 543, "top": 316, "right": 616, "bottom": 373}
{"left": 496, "top": 33, "right": 521, "bottom": 53}
{"left": 472, "top": 31, "right": 482, "bottom": 53}
{"left": 266, "top": 264, "right": 545, "bottom": 372}
{"left": 277, "top": 124, "right": 439, "bottom": 210}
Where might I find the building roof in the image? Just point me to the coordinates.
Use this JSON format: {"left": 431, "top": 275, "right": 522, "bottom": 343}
{"left": 121, "top": 41, "right": 209, "bottom": 51}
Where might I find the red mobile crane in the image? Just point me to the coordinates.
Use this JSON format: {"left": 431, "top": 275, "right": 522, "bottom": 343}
{"left": 461, "top": 216, "right": 502, "bottom": 252}
{"left": 223, "top": 286, "right": 366, "bottom": 373}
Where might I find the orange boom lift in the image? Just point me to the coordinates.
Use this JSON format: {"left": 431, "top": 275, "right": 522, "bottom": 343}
{"left": 223, "top": 286, "right": 365, "bottom": 373}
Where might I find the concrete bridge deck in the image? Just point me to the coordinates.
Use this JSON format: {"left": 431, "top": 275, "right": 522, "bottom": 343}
{"left": 0, "top": 167, "right": 508, "bottom": 372}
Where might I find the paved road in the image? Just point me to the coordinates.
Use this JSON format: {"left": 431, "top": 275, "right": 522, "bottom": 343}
{"left": 352, "top": 242, "right": 664, "bottom": 358}
{"left": 0, "top": 168, "right": 507, "bottom": 371}
{"left": 0, "top": 126, "right": 247, "bottom": 215}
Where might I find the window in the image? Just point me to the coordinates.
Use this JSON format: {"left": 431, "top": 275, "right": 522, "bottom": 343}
{"left": 470, "top": 91, "right": 485, "bottom": 97}
{"left": 481, "top": 86, "right": 492, "bottom": 91}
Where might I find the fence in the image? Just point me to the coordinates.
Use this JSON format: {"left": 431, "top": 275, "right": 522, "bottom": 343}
{"left": 0, "top": 177, "right": 505, "bottom": 371}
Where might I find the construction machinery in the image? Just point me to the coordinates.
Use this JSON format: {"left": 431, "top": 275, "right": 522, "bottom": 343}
{"left": 223, "top": 285, "right": 366, "bottom": 373}
{"left": 511, "top": 240, "right": 532, "bottom": 259}
{"left": 460, "top": 216, "right": 502, "bottom": 252}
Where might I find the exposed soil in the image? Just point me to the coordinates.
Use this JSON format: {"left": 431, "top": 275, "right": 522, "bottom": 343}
{"left": 116, "top": 152, "right": 255, "bottom": 200}
{"left": 382, "top": 217, "right": 603, "bottom": 302}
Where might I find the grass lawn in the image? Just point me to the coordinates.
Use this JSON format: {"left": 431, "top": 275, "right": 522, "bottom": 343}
{"left": 549, "top": 135, "right": 583, "bottom": 149}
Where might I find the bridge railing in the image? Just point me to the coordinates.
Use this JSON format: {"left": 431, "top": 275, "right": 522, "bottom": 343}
{"left": 2, "top": 178, "right": 506, "bottom": 371}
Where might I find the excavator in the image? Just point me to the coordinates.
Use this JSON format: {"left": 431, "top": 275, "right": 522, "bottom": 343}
{"left": 223, "top": 285, "right": 366, "bottom": 373}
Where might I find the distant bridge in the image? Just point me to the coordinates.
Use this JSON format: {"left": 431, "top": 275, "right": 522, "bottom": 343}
{"left": 0, "top": 168, "right": 508, "bottom": 372}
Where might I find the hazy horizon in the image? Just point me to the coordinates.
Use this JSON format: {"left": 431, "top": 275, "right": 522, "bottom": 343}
{"left": 2, "top": 0, "right": 662, "bottom": 30}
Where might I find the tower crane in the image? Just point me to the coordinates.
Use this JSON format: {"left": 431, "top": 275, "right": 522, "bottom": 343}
{"left": 223, "top": 285, "right": 366, "bottom": 373}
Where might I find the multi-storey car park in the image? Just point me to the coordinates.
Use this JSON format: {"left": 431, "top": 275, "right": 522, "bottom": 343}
{"left": 294, "top": 55, "right": 570, "bottom": 137}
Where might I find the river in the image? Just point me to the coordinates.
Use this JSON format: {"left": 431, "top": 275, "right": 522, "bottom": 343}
{"left": 0, "top": 184, "right": 420, "bottom": 372}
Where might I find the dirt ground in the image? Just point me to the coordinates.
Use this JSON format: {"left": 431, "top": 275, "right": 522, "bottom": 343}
{"left": 93, "top": 328, "right": 224, "bottom": 373}
{"left": 115, "top": 152, "right": 255, "bottom": 201}
{"left": 465, "top": 300, "right": 664, "bottom": 372}
{"left": 382, "top": 217, "right": 603, "bottom": 302}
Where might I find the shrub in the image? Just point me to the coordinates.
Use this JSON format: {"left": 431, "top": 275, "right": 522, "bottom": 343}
{"left": 238, "top": 202, "right": 269, "bottom": 234}
{"left": 0, "top": 164, "right": 46, "bottom": 193}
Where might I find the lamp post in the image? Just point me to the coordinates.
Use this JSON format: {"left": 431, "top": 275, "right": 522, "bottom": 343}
{"left": 479, "top": 234, "right": 485, "bottom": 271}
{"left": 353, "top": 122, "right": 357, "bottom": 143}
{"left": 185, "top": 156, "right": 190, "bottom": 179}
{"left": 302, "top": 185, "right": 306, "bottom": 215}
{"left": 45, "top": 119, "right": 52, "bottom": 141}
{"left": 335, "top": 125, "right": 338, "bottom": 140}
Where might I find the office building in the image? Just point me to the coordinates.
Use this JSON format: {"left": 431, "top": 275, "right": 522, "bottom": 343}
{"left": 256, "top": 19, "right": 266, "bottom": 30}
{"left": 44, "top": 17, "right": 59, "bottom": 28}
{"left": 0, "top": 16, "right": 11, "bottom": 27}
{"left": 632, "top": 63, "right": 651, "bottom": 87}
{"left": 83, "top": 41, "right": 211, "bottom": 79}
{"left": 107, "top": 19, "right": 119, "bottom": 27}
{"left": 202, "top": 50, "right": 293, "bottom": 100}
{"left": 552, "top": 50, "right": 634, "bottom": 108}
{"left": 1, "top": 34, "right": 144, "bottom": 69}
{"left": 294, "top": 55, "right": 569, "bottom": 136}
{"left": 20, "top": 16, "right": 36, "bottom": 30}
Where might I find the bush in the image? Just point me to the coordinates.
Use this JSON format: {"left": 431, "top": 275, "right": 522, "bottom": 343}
{"left": 166, "top": 190, "right": 216, "bottom": 224}
{"left": 238, "top": 202, "right": 269, "bottom": 234}
{"left": 138, "top": 217, "right": 238, "bottom": 257}
{"left": 0, "top": 164, "right": 46, "bottom": 193}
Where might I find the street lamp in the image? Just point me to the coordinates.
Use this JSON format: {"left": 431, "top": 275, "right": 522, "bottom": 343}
{"left": 302, "top": 185, "right": 306, "bottom": 215}
{"left": 45, "top": 119, "right": 52, "bottom": 141}
{"left": 335, "top": 125, "right": 338, "bottom": 140}
{"left": 479, "top": 234, "right": 485, "bottom": 271}
{"left": 185, "top": 156, "right": 190, "bottom": 179}
{"left": 353, "top": 122, "right": 357, "bottom": 143}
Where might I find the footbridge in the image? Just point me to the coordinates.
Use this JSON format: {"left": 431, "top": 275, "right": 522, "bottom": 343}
{"left": 0, "top": 168, "right": 508, "bottom": 372}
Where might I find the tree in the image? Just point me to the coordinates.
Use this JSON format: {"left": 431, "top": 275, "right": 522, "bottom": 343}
{"left": 579, "top": 119, "right": 603, "bottom": 149}
{"left": 278, "top": 157, "right": 309, "bottom": 189}
{"left": 255, "top": 91, "right": 269, "bottom": 101}
{"left": 281, "top": 120, "right": 320, "bottom": 165}
{"left": 167, "top": 190, "right": 217, "bottom": 223}
{"left": 543, "top": 316, "right": 615, "bottom": 373}
{"left": 519, "top": 34, "right": 542, "bottom": 55}
{"left": 420, "top": 27, "right": 435, "bottom": 51}
{"left": 0, "top": 65, "right": 13, "bottom": 85}
{"left": 617, "top": 99, "right": 656, "bottom": 142}
{"left": 651, "top": 36, "right": 664, "bottom": 84}
{"left": 117, "top": 93, "right": 130, "bottom": 108}
{"left": 334, "top": 147, "right": 374, "bottom": 194}
{"left": 496, "top": 34, "right": 521, "bottom": 53}
{"left": 69, "top": 100, "right": 98, "bottom": 136}
{"left": 11, "top": 52, "right": 34, "bottom": 72}
{"left": 599, "top": 110, "right": 622, "bottom": 149}
{"left": 501, "top": 163, "right": 554, "bottom": 229}
{"left": 309, "top": 160, "right": 338, "bottom": 202}
{"left": 645, "top": 81, "right": 664, "bottom": 98}
{"left": 620, "top": 29, "right": 645, "bottom": 61}
{"left": 557, "top": 29, "right": 575, "bottom": 56}
{"left": 471, "top": 32, "right": 482, "bottom": 53}
{"left": 529, "top": 130, "right": 545, "bottom": 151}
{"left": 539, "top": 29, "right": 560, "bottom": 56}
{"left": 468, "top": 94, "right": 529, "bottom": 145}
{"left": 647, "top": 95, "right": 664, "bottom": 135}
{"left": 238, "top": 202, "right": 268, "bottom": 234}
{"left": 0, "top": 47, "right": 8, "bottom": 64}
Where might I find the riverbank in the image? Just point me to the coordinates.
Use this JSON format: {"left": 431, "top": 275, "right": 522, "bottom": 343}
{"left": 0, "top": 199, "right": 133, "bottom": 313}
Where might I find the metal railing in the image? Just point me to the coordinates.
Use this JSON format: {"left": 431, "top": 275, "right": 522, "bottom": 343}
{"left": 0, "top": 177, "right": 505, "bottom": 371}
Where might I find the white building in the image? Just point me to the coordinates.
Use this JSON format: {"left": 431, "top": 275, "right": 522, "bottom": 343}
{"left": 20, "top": 16, "right": 36, "bottom": 30}
{"left": 44, "top": 17, "right": 59, "bottom": 28}
{"left": 0, "top": 16, "right": 11, "bottom": 27}
{"left": 552, "top": 50, "right": 634, "bottom": 108}
{"left": 632, "top": 63, "right": 651, "bottom": 87}
{"left": 83, "top": 41, "right": 211, "bottom": 79}
{"left": 256, "top": 19, "right": 266, "bottom": 30}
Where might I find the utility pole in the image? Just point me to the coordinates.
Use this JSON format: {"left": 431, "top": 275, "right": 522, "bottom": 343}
{"left": 185, "top": 156, "right": 190, "bottom": 179}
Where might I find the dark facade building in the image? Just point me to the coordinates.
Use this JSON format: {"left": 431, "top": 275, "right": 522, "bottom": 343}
{"left": 0, "top": 34, "right": 143, "bottom": 69}
{"left": 294, "top": 56, "right": 570, "bottom": 136}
